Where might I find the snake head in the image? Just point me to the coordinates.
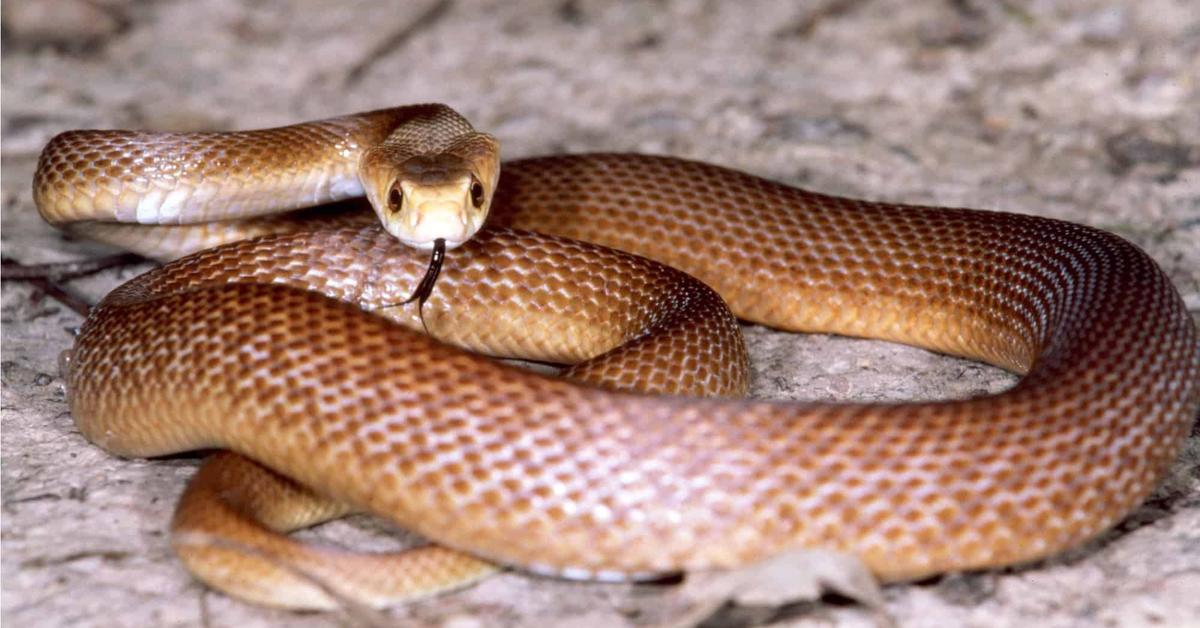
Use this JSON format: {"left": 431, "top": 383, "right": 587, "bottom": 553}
{"left": 359, "top": 133, "right": 499, "bottom": 251}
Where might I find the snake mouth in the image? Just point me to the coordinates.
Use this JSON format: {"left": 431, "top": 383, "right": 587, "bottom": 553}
{"left": 393, "top": 234, "right": 467, "bottom": 251}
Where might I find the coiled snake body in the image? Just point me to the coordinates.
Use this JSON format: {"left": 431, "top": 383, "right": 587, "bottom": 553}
{"left": 34, "top": 105, "right": 1200, "bottom": 609}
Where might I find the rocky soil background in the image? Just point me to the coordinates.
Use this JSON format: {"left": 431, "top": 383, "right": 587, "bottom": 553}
{"left": 2, "top": 0, "right": 1198, "bottom": 626}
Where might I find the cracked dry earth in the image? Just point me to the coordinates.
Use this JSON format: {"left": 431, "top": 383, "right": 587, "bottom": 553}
{"left": 2, "top": 0, "right": 1199, "bottom": 627}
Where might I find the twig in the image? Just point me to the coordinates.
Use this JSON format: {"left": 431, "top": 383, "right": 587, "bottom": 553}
{"left": 1, "top": 253, "right": 143, "bottom": 281}
{"left": 775, "top": 0, "right": 867, "bottom": 38}
{"left": 343, "top": 0, "right": 454, "bottom": 87}
{"left": 21, "top": 277, "right": 92, "bottom": 317}
{"left": 1, "top": 253, "right": 143, "bottom": 317}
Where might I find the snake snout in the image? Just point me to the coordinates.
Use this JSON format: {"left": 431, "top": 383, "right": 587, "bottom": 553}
{"left": 404, "top": 199, "right": 470, "bottom": 245}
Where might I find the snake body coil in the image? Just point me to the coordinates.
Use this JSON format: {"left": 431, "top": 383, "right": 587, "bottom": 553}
{"left": 34, "top": 107, "right": 1200, "bottom": 609}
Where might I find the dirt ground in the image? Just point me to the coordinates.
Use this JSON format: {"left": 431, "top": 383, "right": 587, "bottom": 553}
{"left": 2, "top": 0, "right": 1198, "bottom": 626}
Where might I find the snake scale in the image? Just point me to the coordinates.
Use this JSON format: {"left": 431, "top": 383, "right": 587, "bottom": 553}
{"left": 33, "top": 105, "right": 1200, "bottom": 609}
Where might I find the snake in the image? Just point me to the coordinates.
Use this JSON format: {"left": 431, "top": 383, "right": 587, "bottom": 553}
{"left": 33, "top": 104, "right": 1200, "bottom": 610}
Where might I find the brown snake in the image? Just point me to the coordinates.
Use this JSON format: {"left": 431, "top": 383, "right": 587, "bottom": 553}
{"left": 33, "top": 105, "right": 1200, "bottom": 610}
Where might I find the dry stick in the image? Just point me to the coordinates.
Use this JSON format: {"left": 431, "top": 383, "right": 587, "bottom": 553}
{"left": 1, "top": 253, "right": 143, "bottom": 281}
{"left": 1, "top": 253, "right": 145, "bottom": 317}
{"left": 342, "top": 0, "right": 454, "bottom": 87}
{"left": 13, "top": 276, "right": 93, "bottom": 317}
{"left": 777, "top": 0, "right": 866, "bottom": 37}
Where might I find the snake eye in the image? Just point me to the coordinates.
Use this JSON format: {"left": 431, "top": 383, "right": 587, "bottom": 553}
{"left": 470, "top": 178, "right": 485, "bottom": 209}
{"left": 387, "top": 187, "right": 403, "bottom": 211}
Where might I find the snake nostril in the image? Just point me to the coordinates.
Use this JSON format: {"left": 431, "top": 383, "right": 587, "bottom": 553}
{"left": 388, "top": 187, "right": 403, "bottom": 211}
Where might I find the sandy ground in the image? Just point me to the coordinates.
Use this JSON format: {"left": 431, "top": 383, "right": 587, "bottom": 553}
{"left": 2, "top": 0, "right": 1198, "bottom": 626}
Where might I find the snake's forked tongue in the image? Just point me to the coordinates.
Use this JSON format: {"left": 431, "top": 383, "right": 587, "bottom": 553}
{"left": 402, "top": 237, "right": 446, "bottom": 332}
